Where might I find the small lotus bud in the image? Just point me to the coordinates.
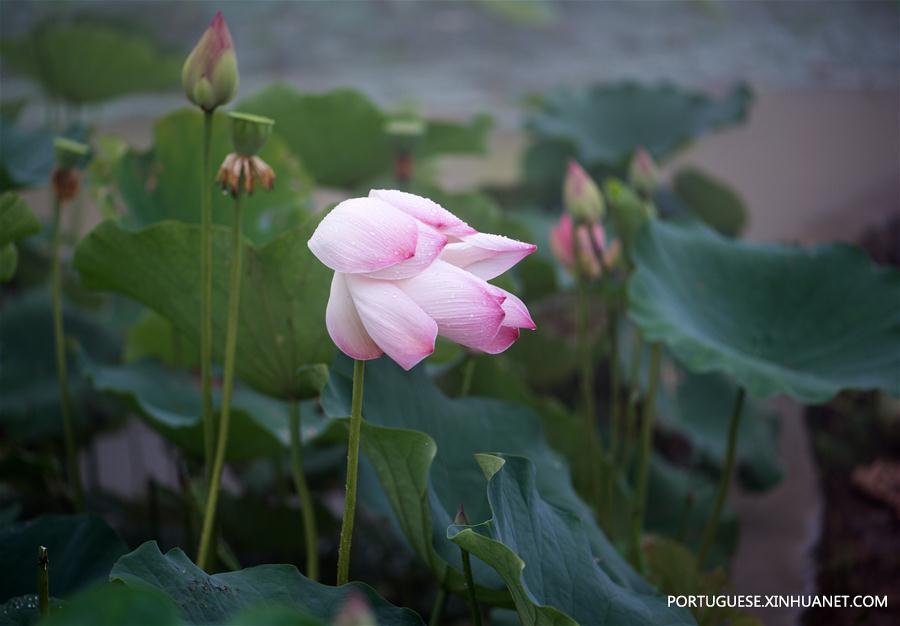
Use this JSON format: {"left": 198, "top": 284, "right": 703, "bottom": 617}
{"left": 182, "top": 12, "right": 238, "bottom": 112}
{"left": 333, "top": 590, "right": 375, "bottom": 626}
{"left": 563, "top": 160, "right": 605, "bottom": 224}
{"left": 603, "top": 178, "right": 656, "bottom": 260}
{"left": 628, "top": 147, "right": 658, "bottom": 198}
{"left": 229, "top": 112, "right": 274, "bottom": 156}
{"left": 454, "top": 504, "right": 471, "bottom": 526}
{"left": 53, "top": 137, "right": 90, "bottom": 170}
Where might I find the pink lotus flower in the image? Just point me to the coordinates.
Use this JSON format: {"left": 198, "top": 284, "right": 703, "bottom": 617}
{"left": 308, "top": 190, "right": 536, "bottom": 370}
{"left": 550, "top": 213, "right": 620, "bottom": 280}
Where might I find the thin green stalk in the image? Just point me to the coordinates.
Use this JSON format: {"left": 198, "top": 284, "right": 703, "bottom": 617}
{"left": 460, "top": 547, "right": 483, "bottom": 626}
{"left": 200, "top": 109, "right": 215, "bottom": 480}
{"left": 197, "top": 191, "right": 243, "bottom": 570}
{"left": 604, "top": 307, "right": 621, "bottom": 517}
{"left": 576, "top": 278, "right": 604, "bottom": 514}
{"left": 51, "top": 197, "right": 83, "bottom": 510}
{"left": 336, "top": 359, "right": 366, "bottom": 585}
{"left": 428, "top": 587, "right": 448, "bottom": 626}
{"left": 459, "top": 357, "right": 476, "bottom": 397}
{"left": 629, "top": 342, "right": 661, "bottom": 568}
{"left": 697, "top": 387, "right": 746, "bottom": 570}
{"left": 289, "top": 400, "right": 320, "bottom": 581}
{"left": 37, "top": 546, "right": 49, "bottom": 617}
{"left": 608, "top": 329, "right": 643, "bottom": 541}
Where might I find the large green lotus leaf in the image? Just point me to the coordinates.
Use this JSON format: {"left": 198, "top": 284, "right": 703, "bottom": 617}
{"left": 448, "top": 455, "right": 694, "bottom": 626}
{"left": 73, "top": 219, "right": 333, "bottom": 400}
{"left": 525, "top": 82, "right": 752, "bottom": 168}
{"left": 87, "top": 359, "right": 329, "bottom": 462}
{"left": 322, "top": 356, "right": 649, "bottom": 600}
{"left": 39, "top": 585, "right": 181, "bottom": 626}
{"left": 0, "top": 193, "right": 40, "bottom": 282}
{"left": 238, "top": 84, "right": 491, "bottom": 188}
{"left": 110, "top": 541, "right": 423, "bottom": 625}
{"left": 628, "top": 219, "right": 900, "bottom": 403}
{"left": 116, "top": 109, "right": 313, "bottom": 244}
{"left": 0, "top": 514, "right": 127, "bottom": 602}
{"left": 0, "top": 595, "right": 63, "bottom": 626}
{"left": 672, "top": 167, "right": 747, "bottom": 238}
{"left": 0, "top": 19, "right": 179, "bottom": 104}
{"left": 0, "top": 290, "right": 121, "bottom": 442}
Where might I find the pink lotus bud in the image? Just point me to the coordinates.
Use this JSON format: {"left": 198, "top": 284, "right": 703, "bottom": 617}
{"left": 563, "top": 160, "right": 604, "bottom": 224}
{"left": 550, "top": 213, "right": 615, "bottom": 280}
{"left": 182, "top": 12, "right": 238, "bottom": 111}
{"left": 333, "top": 590, "right": 375, "bottom": 626}
{"left": 307, "top": 190, "right": 536, "bottom": 370}
{"left": 628, "top": 147, "right": 658, "bottom": 197}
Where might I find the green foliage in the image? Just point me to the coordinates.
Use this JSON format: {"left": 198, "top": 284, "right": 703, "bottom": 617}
{"left": 0, "top": 515, "right": 127, "bottom": 602}
{"left": 109, "top": 541, "right": 424, "bottom": 625}
{"left": 0, "top": 193, "right": 41, "bottom": 281}
{"left": 116, "top": 109, "right": 313, "bottom": 244}
{"left": 239, "top": 84, "right": 491, "bottom": 188}
{"left": 41, "top": 585, "right": 182, "bottom": 626}
{"left": 74, "top": 218, "right": 333, "bottom": 400}
{"left": 0, "top": 19, "right": 180, "bottom": 104}
{"left": 672, "top": 167, "right": 748, "bottom": 237}
{"left": 448, "top": 455, "right": 695, "bottom": 626}
{"left": 629, "top": 219, "right": 900, "bottom": 402}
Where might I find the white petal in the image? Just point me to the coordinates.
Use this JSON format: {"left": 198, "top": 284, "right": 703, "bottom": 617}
{"left": 440, "top": 232, "right": 537, "bottom": 280}
{"left": 369, "top": 189, "right": 476, "bottom": 237}
{"left": 326, "top": 273, "right": 382, "bottom": 361}
{"left": 363, "top": 222, "right": 447, "bottom": 280}
{"left": 489, "top": 286, "right": 536, "bottom": 330}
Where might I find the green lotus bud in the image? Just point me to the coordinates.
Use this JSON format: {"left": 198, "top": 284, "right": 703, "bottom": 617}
{"left": 229, "top": 112, "right": 273, "bottom": 156}
{"left": 563, "top": 160, "right": 605, "bottom": 224}
{"left": 182, "top": 12, "right": 238, "bottom": 112}
{"left": 53, "top": 137, "right": 90, "bottom": 170}
{"left": 603, "top": 177, "right": 656, "bottom": 259}
{"left": 628, "top": 147, "right": 659, "bottom": 198}
{"left": 454, "top": 504, "right": 471, "bottom": 526}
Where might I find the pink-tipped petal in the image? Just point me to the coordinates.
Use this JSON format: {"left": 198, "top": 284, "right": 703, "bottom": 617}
{"left": 440, "top": 232, "right": 537, "bottom": 280}
{"left": 575, "top": 225, "right": 601, "bottom": 278}
{"left": 549, "top": 214, "right": 574, "bottom": 269}
{"left": 475, "top": 326, "right": 521, "bottom": 355}
{"left": 345, "top": 275, "right": 437, "bottom": 370}
{"left": 590, "top": 222, "right": 607, "bottom": 252}
{"left": 326, "top": 273, "right": 383, "bottom": 361}
{"left": 308, "top": 197, "right": 419, "bottom": 274}
{"left": 369, "top": 189, "right": 476, "bottom": 237}
{"left": 398, "top": 260, "right": 506, "bottom": 351}
{"left": 489, "top": 286, "right": 536, "bottom": 330}
{"left": 363, "top": 222, "right": 447, "bottom": 280}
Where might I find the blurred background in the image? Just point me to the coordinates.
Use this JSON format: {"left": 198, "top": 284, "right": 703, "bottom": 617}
{"left": 1, "top": 2, "right": 898, "bottom": 626}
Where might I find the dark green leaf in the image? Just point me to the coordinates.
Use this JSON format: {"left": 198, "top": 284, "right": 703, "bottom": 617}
{"left": 41, "top": 585, "right": 182, "bottom": 626}
{"left": 628, "top": 219, "right": 900, "bottom": 402}
{"left": 110, "top": 541, "right": 423, "bottom": 625}
{"left": 448, "top": 455, "right": 694, "bottom": 626}
{"left": 0, "top": 514, "right": 127, "bottom": 602}
{"left": 0, "top": 193, "right": 41, "bottom": 248}
{"left": 0, "top": 595, "right": 63, "bottom": 626}
{"left": 74, "top": 219, "right": 333, "bottom": 400}
{"left": 672, "top": 168, "right": 747, "bottom": 237}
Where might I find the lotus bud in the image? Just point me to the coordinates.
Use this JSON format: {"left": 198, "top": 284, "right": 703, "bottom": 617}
{"left": 182, "top": 11, "right": 238, "bottom": 112}
{"left": 603, "top": 178, "right": 656, "bottom": 260}
{"left": 333, "top": 590, "right": 376, "bottom": 626}
{"left": 386, "top": 116, "right": 424, "bottom": 186}
{"left": 53, "top": 137, "right": 90, "bottom": 170}
{"left": 454, "top": 504, "right": 471, "bottom": 526}
{"left": 563, "top": 160, "right": 604, "bottom": 224}
{"left": 628, "top": 147, "right": 658, "bottom": 198}
{"left": 229, "top": 112, "right": 273, "bottom": 156}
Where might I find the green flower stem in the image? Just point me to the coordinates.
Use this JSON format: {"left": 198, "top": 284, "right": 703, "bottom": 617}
{"left": 459, "top": 357, "right": 476, "bottom": 397}
{"left": 428, "top": 587, "right": 448, "bottom": 626}
{"left": 629, "top": 342, "right": 661, "bottom": 568}
{"left": 51, "top": 196, "right": 83, "bottom": 511}
{"left": 200, "top": 109, "right": 215, "bottom": 480}
{"left": 576, "top": 277, "right": 605, "bottom": 514}
{"left": 289, "top": 400, "right": 320, "bottom": 581}
{"left": 336, "top": 359, "right": 366, "bottom": 585}
{"left": 37, "top": 546, "right": 49, "bottom": 617}
{"left": 197, "top": 190, "right": 243, "bottom": 571}
{"left": 608, "top": 330, "right": 643, "bottom": 540}
{"left": 460, "top": 547, "right": 483, "bottom": 626}
{"left": 697, "top": 387, "right": 746, "bottom": 570}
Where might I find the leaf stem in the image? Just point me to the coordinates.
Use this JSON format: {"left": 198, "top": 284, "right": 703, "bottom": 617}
{"left": 51, "top": 196, "right": 83, "bottom": 511}
{"left": 576, "top": 277, "right": 604, "bottom": 515}
{"left": 460, "top": 547, "right": 482, "bottom": 626}
{"left": 197, "top": 189, "right": 243, "bottom": 571}
{"left": 37, "top": 546, "right": 49, "bottom": 617}
{"left": 629, "top": 342, "right": 661, "bottom": 568}
{"left": 289, "top": 400, "right": 320, "bottom": 581}
{"left": 697, "top": 386, "right": 746, "bottom": 570}
{"left": 459, "top": 357, "right": 476, "bottom": 398}
{"left": 428, "top": 587, "right": 447, "bottom": 626}
{"left": 200, "top": 109, "right": 215, "bottom": 480}
{"left": 336, "top": 359, "right": 366, "bottom": 585}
